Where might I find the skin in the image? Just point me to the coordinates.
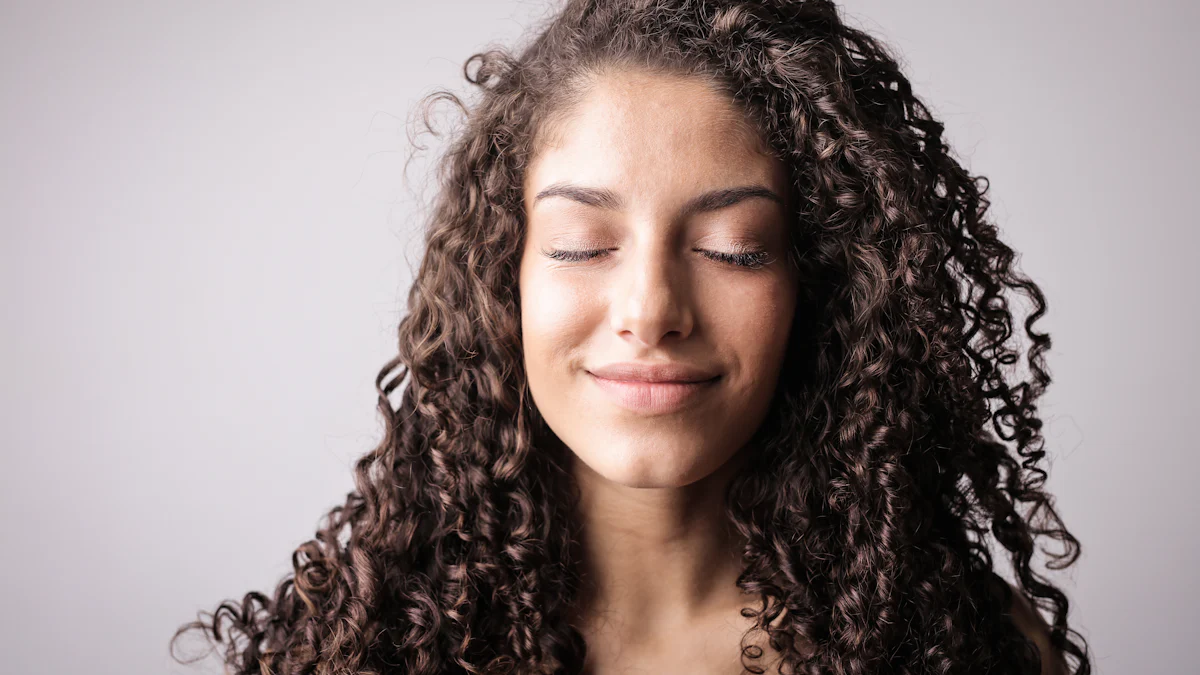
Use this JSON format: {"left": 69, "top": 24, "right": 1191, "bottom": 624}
{"left": 518, "top": 67, "right": 798, "bottom": 673}
{"left": 517, "top": 66, "right": 1063, "bottom": 675}
{"left": 1010, "top": 589, "right": 1069, "bottom": 675}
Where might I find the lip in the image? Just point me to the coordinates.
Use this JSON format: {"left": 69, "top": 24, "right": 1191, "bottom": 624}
{"left": 587, "top": 361, "right": 720, "bottom": 383}
{"left": 588, "top": 374, "right": 719, "bottom": 414}
{"left": 586, "top": 362, "right": 721, "bottom": 415}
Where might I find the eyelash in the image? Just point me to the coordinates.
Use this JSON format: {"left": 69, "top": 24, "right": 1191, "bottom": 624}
{"left": 544, "top": 247, "right": 772, "bottom": 269}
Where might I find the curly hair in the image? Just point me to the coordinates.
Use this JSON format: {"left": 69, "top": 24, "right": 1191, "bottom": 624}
{"left": 172, "top": 1, "right": 1092, "bottom": 673}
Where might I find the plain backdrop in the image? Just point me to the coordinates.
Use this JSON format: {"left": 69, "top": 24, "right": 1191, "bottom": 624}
{"left": 2, "top": 1, "right": 1196, "bottom": 673}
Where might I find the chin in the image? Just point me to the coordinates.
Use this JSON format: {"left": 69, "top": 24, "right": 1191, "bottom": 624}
{"left": 574, "top": 437, "right": 727, "bottom": 489}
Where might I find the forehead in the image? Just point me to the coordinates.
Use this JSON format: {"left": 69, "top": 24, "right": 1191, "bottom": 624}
{"left": 523, "top": 69, "right": 783, "bottom": 206}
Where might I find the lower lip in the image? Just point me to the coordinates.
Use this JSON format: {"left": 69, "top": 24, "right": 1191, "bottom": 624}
{"left": 588, "top": 373, "right": 719, "bottom": 414}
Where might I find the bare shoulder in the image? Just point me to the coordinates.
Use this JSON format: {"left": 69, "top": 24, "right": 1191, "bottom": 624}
{"left": 1006, "top": 581, "right": 1069, "bottom": 675}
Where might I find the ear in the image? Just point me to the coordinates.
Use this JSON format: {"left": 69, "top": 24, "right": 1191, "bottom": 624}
{"left": 1007, "top": 582, "right": 1068, "bottom": 675}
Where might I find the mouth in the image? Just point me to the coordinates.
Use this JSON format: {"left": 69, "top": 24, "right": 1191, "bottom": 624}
{"left": 587, "top": 372, "right": 720, "bottom": 415}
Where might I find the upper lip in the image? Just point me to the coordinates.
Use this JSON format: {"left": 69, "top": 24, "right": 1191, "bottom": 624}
{"left": 588, "top": 361, "right": 720, "bottom": 383}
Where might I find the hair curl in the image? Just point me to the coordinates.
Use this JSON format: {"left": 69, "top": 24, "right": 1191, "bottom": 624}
{"left": 172, "top": 1, "right": 1092, "bottom": 673}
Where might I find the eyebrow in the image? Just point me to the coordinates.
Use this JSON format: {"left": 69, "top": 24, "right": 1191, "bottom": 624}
{"left": 532, "top": 182, "right": 785, "bottom": 217}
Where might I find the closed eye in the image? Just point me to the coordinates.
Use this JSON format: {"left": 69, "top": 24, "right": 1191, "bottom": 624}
{"left": 542, "top": 247, "right": 773, "bottom": 269}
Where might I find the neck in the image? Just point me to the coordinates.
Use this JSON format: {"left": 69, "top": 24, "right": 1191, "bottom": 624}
{"left": 566, "top": 446, "right": 752, "bottom": 645}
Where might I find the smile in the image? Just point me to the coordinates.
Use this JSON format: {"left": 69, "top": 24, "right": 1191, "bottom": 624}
{"left": 587, "top": 373, "right": 720, "bottom": 414}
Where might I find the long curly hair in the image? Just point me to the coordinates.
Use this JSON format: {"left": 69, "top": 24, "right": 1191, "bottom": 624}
{"left": 172, "top": 1, "right": 1092, "bottom": 673}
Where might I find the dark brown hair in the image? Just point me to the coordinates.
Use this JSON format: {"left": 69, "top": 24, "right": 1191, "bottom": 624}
{"left": 172, "top": 1, "right": 1092, "bottom": 673}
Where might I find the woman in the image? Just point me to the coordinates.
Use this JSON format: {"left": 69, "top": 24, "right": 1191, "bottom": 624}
{"left": 173, "top": 1, "right": 1092, "bottom": 673}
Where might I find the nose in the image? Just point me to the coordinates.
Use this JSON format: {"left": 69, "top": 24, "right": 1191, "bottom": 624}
{"left": 609, "top": 236, "right": 695, "bottom": 346}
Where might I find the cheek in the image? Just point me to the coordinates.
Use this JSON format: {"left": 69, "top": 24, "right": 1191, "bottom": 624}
{"left": 707, "top": 277, "right": 796, "bottom": 388}
{"left": 519, "top": 267, "right": 600, "bottom": 375}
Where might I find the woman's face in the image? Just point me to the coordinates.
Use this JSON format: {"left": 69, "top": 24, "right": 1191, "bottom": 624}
{"left": 518, "top": 68, "right": 798, "bottom": 488}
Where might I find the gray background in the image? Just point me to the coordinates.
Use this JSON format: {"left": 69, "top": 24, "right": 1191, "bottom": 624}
{"left": 2, "top": 1, "right": 1196, "bottom": 673}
